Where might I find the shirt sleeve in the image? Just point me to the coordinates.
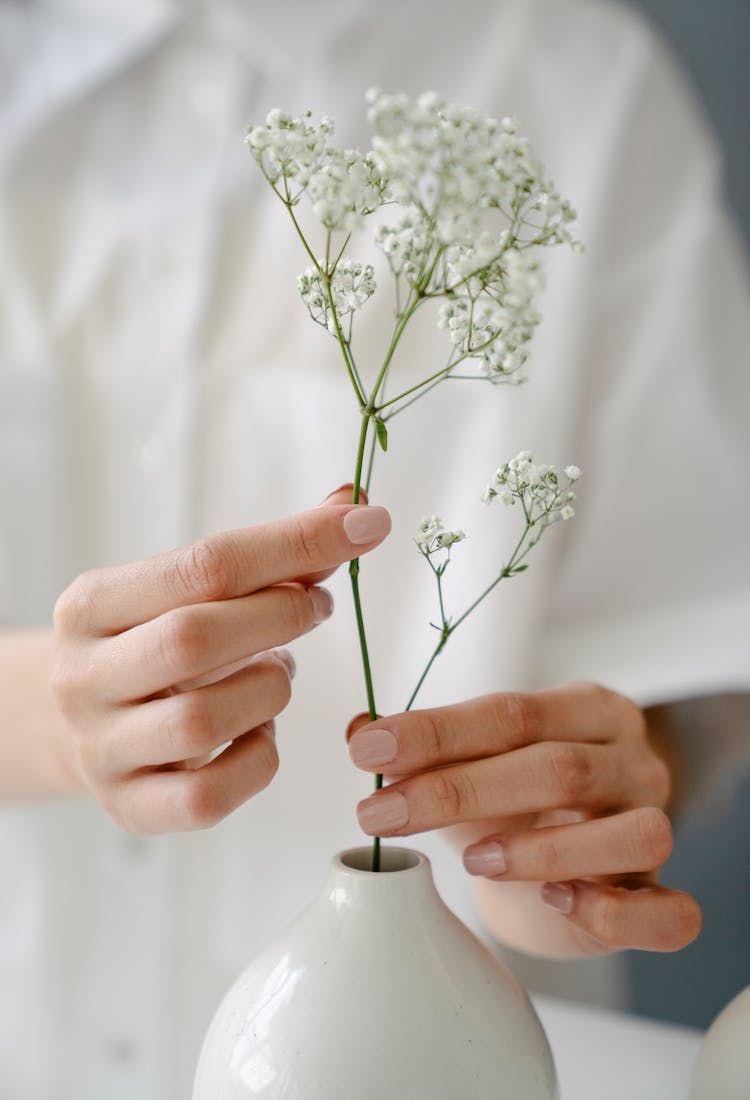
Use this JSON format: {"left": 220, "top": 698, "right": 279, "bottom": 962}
{"left": 532, "top": 19, "right": 750, "bottom": 711}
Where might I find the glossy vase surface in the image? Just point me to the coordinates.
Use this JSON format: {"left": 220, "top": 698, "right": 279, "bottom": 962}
{"left": 193, "top": 846, "right": 557, "bottom": 1098}
{"left": 690, "top": 983, "right": 750, "bottom": 1100}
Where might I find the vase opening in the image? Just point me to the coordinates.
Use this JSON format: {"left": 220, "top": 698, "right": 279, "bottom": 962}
{"left": 338, "top": 846, "right": 422, "bottom": 873}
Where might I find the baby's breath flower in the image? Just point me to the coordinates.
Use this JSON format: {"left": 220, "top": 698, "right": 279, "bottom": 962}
{"left": 307, "top": 148, "right": 386, "bottom": 231}
{"left": 366, "top": 88, "right": 576, "bottom": 249}
{"left": 416, "top": 515, "right": 443, "bottom": 551}
{"left": 298, "top": 261, "right": 376, "bottom": 334}
{"left": 416, "top": 515, "right": 466, "bottom": 555}
{"left": 247, "top": 109, "right": 386, "bottom": 229}
{"left": 249, "top": 90, "right": 580, "bottom": 388}
{"left": 482, "top": 452, "right": 581, "bottom": 526}
{"left": 375, "top": 211, "right": 431, "bottom": 280}
{"left": 246, "top": 109, "right": 334, "bottom": 188}
{"left": 437, "top": 529, "right": 466, "bottom": 549}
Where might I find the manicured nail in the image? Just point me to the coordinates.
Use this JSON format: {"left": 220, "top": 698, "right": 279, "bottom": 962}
{"left": 272, "top": 649, "right": 296, "bottom": 679}
{"left": 309, "top": 586, "right": 334, "bottom": 624}
{"left": 357, "top": 791, "right": 409, "bottom": 834}
{"left": 319, "top": 483, "right": 355, "bottom": 504}
{"left": 541, "top": 882, "right": 575, "bottom": 914}
{"left": 349, "top": 729, "right": 398, "bottom": 768}
{"left": 343, "top": 506, "right": 391, "bottom": 545}
{"left": 463, "top": 841, "right": 507, "bottom": 877}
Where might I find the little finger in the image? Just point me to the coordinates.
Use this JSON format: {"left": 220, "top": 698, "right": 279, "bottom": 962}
{"left": 541, "top": 879, "right": 702, "bottom": 952}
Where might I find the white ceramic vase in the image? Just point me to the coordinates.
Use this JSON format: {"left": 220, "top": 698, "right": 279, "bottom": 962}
{"left": 193, "top": 846, "right": 557, "bottom": 1098}
{"left": 690, "top": 983, "right": 750, "bottom": 1100}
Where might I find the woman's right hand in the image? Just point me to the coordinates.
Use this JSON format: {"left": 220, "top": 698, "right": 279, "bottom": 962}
{"left": 52, "top": 489, "right": 390, "bottom": 833}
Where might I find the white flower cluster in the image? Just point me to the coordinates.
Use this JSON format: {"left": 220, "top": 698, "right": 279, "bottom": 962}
{"left": 374, "top": 211, "right": 431, "bottom": 280}
{"left": 246, "top": 109, "right": 333, "bottom": 188}
{"left": 246, "top": 109, "right": 386, "bottom": 231}
{"left": 481, "top": 452, "right": 581, "bottom": 522}
{"left": 298, "top": 261, "right": 376, "bottom": 334}
{"left": 366, "top": 88, "right": 577, "bottom": 250}
{"left": 438, "top": 250, "right": 544, "bottom": 381}
{"left": 306, "top": 148, "right": 386, "bottom": 231}
{"left": 248, "top": 90, "right": 579, "bottom": 389}
{"left": 416, "top": 515, "right": 466, "bottom": 555}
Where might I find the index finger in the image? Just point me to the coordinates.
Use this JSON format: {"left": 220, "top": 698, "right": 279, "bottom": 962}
{"left": 347, "top": 684, "right": 643, "bottom": 775}
{"left": 55, "top": 503, "right": 391, "bottom": 636}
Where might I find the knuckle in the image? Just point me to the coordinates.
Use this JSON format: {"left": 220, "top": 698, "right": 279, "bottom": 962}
{"left": 535, "top": 833, "right": 563, "bottom": 873}
{"left": 278, "top": 586, "right": 315, "bottom": 635}
{"left": 53, "top": 570, "right": 101, "bottom": 635}
{"left": 418, "top": 710, "right": 445, "bottom": 765}
{"left": 69, "top": 730, "right": 98, "bottom": 782}
{"left": 672, "top": 895, "right": 703, "bottom": 949}
{"left": 158, "top": 608, "right": 208, "bottom": 676}
{"left": 579, "top": 681, "right": 645, "bottom": 736}
{"left": 605, "top": 686, "right": 646, "bottom": 739}
{"left": 547, "top": 743, "right": 593, "bottom": 805}
{"left": 179, "top": 772, "right": 229, "bottom": 830}
{"left": 502, "top": 691, "right": 543, "bottom": 746}
{"left": 585, "top": 890, "right": 622, "bottom": 948}
{"left": 97, "top": 785, "right": 131, "bottom": 831}
{"left": 251, "top": 729, "right": 280, "bottom": 792}
{"left": 633, "top": 806, "right": 673, "bottom": 867}
{"left": 266, "top": 663, "right": 293, "bottom": 714}
{"left": 172, "top": 536, "right": 236, "bottom": 603}
{"left": 169, "top": 692, "right": 215, "bottom": 757}
{"left": 50, "top": 661, "right": 83, "bottom": 718}
{"left": 287, "top": 516, "right": 325, "bottom": 570}
{"left": 429, "top": 769, "right": 476, "bottom": 821}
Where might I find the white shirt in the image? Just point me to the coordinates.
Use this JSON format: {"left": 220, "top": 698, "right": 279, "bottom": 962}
{"left": 0, "top": 0, "right": 749, "bottom": 1095}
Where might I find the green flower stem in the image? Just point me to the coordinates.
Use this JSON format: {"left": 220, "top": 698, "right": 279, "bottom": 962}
{"left": 371, "top": 296, "right": 422, "bottom": 405}
{"left": 405, "top": 519, "right": 535, "bottom": 712}
{"left": 347, "top": 411, "right": 384, "bottom": 871}
{"left": 284, "top": 204, "right": 366, "bottom": 408}
{"left": 376, "top": 334, "right": 503, "bottom": 418}
{"left": 405, "top": 631, "right": 449, "bottom": 712}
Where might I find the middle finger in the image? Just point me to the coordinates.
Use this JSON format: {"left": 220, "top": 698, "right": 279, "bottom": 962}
{"left": 356, "top": 741, "right": 630, "bottom": 837}
{"left": 95, "top": 583, "right": 332, "bottom": 703}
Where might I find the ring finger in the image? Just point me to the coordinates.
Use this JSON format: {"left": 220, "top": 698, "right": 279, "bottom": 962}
{"left": 98, "top": 652, "right": 293, "bottom": 776}
{"left": 462, "top": 807, "right": 674, "bottom": 882}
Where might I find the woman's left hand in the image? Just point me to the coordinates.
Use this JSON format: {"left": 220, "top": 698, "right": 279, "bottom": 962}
{"left": 348, "top": 682, "right": 701, "bottom": 957}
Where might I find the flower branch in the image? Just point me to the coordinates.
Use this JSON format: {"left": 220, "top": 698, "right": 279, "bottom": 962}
{"left": 246, "top": 90, "right": 581, "bottom": 870}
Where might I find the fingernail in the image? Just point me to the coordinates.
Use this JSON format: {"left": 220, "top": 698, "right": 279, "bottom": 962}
{"left": 463, "top": 841, "right": 507, "bottom": 877}
{"left": 319, "top": 483, "right": 355, "bottom": 504}
{"left": 309, "top": 586, "right": 334, "bottom": 624}
{"left": 273, "top": 649, "right": 296, "bottom": 679}
{"left": 541, "top": 882, "right": 575, "bottom": 914}
{"left": 357, "top": 791, "right": 409, "bottom": 834}
{"left": 349, "top": 729, "right": 397, "bottom": 768}
{"left": 343, "top": 506, "right": 391, "bottom": 545}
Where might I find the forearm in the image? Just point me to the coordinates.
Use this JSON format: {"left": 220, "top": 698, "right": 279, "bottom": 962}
{"left": 0, "top": 628, "right": 83, "bottom": 800}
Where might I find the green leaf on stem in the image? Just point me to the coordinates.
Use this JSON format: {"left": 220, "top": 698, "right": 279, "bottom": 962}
{"left": 374, "top": 417, "right": 389, "bottom": 452}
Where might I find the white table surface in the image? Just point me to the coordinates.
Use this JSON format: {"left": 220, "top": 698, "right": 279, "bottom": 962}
{"left": 533, "top": 995, "right": 702, "bottom": 1100}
